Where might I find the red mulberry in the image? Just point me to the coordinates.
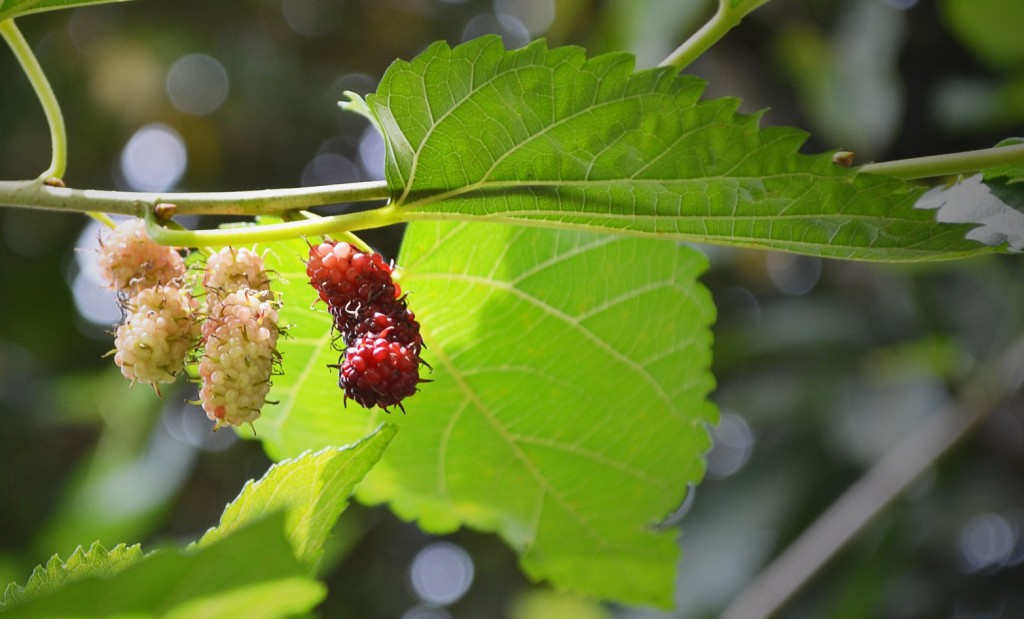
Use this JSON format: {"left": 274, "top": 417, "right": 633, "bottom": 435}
{"left": 306, "top": 240, "right": 400, "bottom": 331}
{"left": 346, "top": 308, "right": 423, "bottom": 353}
{"left": 340, "top": 334, "right": 421, "bottom": 411}
{"left": 308, "top": 238, "right": 426, "bottom": 411}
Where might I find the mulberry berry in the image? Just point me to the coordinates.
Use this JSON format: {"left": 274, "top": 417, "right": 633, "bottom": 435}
{"left": 198, "top": 289, "right": 280, "bottom": 429}
{"left": 339, "top": 334, "right": 420, "bottom": 411}
{"left": 346, "top": 308, "right": 423, "bottom": 353}
{"left": 203, "top": 247, "right": 270, "bottom": 304}
{"left": 97, "top": 218, "right": 185, "bottom": 293}
{"left": 113, "top": 283, "right": 199, "bottom": 389}
{"left": 306, "top": 240, "right": 400, "bottom": 331}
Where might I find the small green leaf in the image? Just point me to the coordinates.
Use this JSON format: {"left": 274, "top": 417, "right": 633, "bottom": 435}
{"left": 2, "top": 542, "right": 143, "bottom": 609}
{"left": 0, "top": 0, "right": 138, "bottom": 21}
{"left": 196, "top": 424, "right": 397, "bottom": 566}
{"left": 259, "top": 222, "right": 717, "bottom": 607}
{"left": 365, "top": 36, "right": 989, "bottom": 261}
{"left": 0, "top": 514, "right": 324, "bottom": 618}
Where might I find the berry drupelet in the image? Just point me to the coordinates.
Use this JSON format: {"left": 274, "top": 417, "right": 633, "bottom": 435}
{"left": 307, "top": 238, "right": 426, "bottom": 412}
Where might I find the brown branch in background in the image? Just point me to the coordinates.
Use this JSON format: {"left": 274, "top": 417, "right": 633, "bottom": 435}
{"left": 719, "top": 338, "right": 1024, "bottom": 619}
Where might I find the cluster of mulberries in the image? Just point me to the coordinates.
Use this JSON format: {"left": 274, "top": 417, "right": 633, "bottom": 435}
{"left": 98, "top": 219, "right": 197, "bottom": 393}
{"left": 95, "top": 221, "right": 282, "bottom": 430}
{"left": 197, "top": 247, "right": 281, "bottom": 430}
{"left": 113, "top": 285, "right": 199, "bottom": 388}
{"left": 307, "top": 239, "right": 425, "bottom": 412}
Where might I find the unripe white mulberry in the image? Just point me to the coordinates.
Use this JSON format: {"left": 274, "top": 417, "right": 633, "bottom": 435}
{"left": 97, "top": 219, "right": 186, "bottom": 293}
{"left": 203, "top": 247, "right": 271, "bottom": 305}
{"left": 198, "top": 289, "right": 280, "bottom": 429}
{"left": 113, "top": 284, "right": 199, "bottom": 389}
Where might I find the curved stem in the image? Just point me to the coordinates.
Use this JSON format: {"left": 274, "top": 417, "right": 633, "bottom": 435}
{"left": 1, "top": 18, "right": 66, "bottom": 181}
{"left": 0, "top": 179, "right": 391, "bottom": 216}
{"left": 144, "top": 204, "right": 400, "bottom": 248}
{"left": 858, "top": 143, "right": 1024, "bottom": 180}
{"left": 284, "top": 209, "right": 374, "bottom": 253}
{"left": 659, "top": 0, "right": 772, "bottom": 71}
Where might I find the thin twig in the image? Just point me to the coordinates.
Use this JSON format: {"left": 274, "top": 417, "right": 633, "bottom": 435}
{"left": 0, "top": 179, "right": 391, "bottom": 216}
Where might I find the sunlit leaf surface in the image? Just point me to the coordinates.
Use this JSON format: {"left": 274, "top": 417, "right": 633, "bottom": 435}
{"left": 260, "top": 224, "right": 716, "bottom": 606}
{"left": 196, "top": 425, "right": 396, "bottom": 566}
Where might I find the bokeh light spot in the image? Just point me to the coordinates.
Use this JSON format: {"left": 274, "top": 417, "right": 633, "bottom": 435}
{"left": 358, "top": 126, "right": 386, "bottom": 180}
{"left": 409, "top": 542, "right": 475, "bottom": 606}
{"left": 706, "top": 412, "right": 755, "bottom": 479}
{"left": 301, "top": 153, "right": 360, "bottom": 186}
{"left": 71, "top": 219, "right": 121, "bottom": 327}
{"left": 766, "top": 253, "right": 821, "bottom": 296}
{"left": 959, "top": 513, "right": 1019, "bottom": 573}
{"left": 119, "top": 124, "right": 187, "bottom": 192}
{"left": 166, "top": 53, "right": 229, "bottom": 116}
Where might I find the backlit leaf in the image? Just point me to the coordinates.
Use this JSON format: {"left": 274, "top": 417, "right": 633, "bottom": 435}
{"left": 259, "top": 223, "right": 716, "bottom": 607}
{"left": 195, "top": 424, "right": 396, "bottom": 566}
{"left": 1, "top": 542, "right": 142, "bottom": 609}
{"left": 0, "top": 515, "right": 323, "bottom": 618}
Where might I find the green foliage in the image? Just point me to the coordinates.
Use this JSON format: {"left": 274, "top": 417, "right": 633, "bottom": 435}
{"left": 364, "top": 36, "right": 989, "bottom": 262}
{"left": 0, "top": 0, "right": 136, "bottom": 21}
{"left": 0, "top": 515, "right": 324, "bottom": 618}
{"left": 2, "top": 542, "right": 142, "bottom": 609}
{"left": 195, "top": 424, "right": 397, "bottom": 566}
{"left": 260, "top": 222, "right": 716, "bottom": 606}
{"left": 4, "top": 0, "right": 1024, "bottom": 614}
{"left": 942, "top": 0, "right": 1024, "bottom": 68}
{"left": 1, "top": 419, "right": 392, "bottom": 615}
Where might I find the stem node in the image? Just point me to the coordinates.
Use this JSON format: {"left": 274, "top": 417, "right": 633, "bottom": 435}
{"left": 155, "top": 203, "right": 178, "bottom": 222}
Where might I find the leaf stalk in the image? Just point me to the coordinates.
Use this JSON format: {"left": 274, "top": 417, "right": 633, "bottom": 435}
{"left": 0, "top": 18, "right": 67, "bottom": 181}
{"left": 143, "top": 203, "right": 400, "bottom": 248}
{"left": 659, "top": 0, "right": 772, "bottom": 71}
{"left": 858, "top": 143, "right": 1024, "bottom": 180}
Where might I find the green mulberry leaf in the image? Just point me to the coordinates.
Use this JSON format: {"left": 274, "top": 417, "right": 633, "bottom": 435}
{"left": 0, "top": 515, "right": 323, "bottom": 619}
{"left": 2, "top": 542, "right": 143, "bottom": 609}
{"left": 360, "top": 36, "right": 990, "bottom": 261}
{"left": 259, "top": 223, "right": 716, "bottom": 607}
{"left": 195, "top": 424, "right": 396, "bottom": 566}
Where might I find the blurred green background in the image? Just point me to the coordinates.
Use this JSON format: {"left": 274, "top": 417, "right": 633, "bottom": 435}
{"left": 2, "top": 0, "right": 1024, "bottom": 617}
